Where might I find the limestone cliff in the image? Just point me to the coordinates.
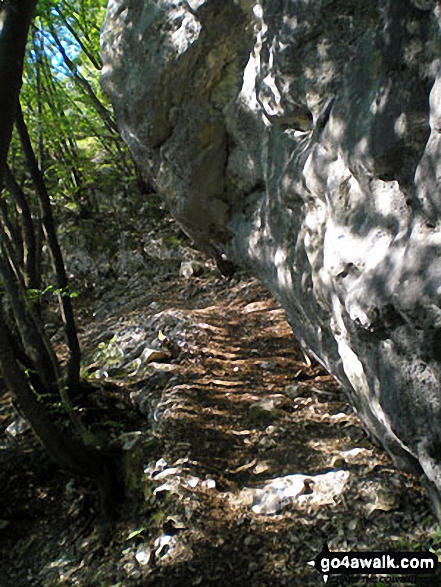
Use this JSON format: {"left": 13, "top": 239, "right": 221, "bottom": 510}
{"left": 101, "top": 0, "right": 441, "bottom": 508}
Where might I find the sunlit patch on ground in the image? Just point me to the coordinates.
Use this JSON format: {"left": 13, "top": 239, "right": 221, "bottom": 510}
{"left": 0, "top": 269, "right": 438, "bottom": 586}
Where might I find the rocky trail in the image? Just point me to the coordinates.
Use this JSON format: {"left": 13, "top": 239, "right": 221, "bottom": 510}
{"left": 0, "top": 233, "right": 439, "bottom": 586}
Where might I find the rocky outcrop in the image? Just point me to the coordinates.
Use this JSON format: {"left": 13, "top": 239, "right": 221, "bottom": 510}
{"left": 101, "top": 0, "right": 441, "bottom": 506}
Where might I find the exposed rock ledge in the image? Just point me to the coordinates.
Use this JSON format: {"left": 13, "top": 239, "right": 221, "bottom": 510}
{"left": 101, "top": 0, "right": 441, "bottom": 508}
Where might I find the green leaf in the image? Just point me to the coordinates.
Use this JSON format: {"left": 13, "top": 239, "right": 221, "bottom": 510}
{"left": 126, "top": 528, "right": 146, "bottom": 541}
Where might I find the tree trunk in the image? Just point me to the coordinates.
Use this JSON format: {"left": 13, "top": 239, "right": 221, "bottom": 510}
{"left": 15, "top": 102, "right": 82, "bottom": 396}
{"left": 0, "top": 247, "right": 60, "bottom": 392}
{"left": 4, "top": 164, "right": 39, "bottom": 290}
{"left": 0, "top": 0, "right": 38, "bottom": 187}
{"left": 53, "top": 7, "right": 103, "bottom": 71}
{"left": 0, "top": 312, "right": 120, "bottom": 521}
{"left": 49, "top": 24, "right": 118, "bottom": 134}
{"left": 0, "top": 0, "right": 121, "bottom": 524}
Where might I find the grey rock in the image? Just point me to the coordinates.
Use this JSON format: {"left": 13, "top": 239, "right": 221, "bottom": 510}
{"left": 5, "top": 417, "right": 30, "bottom": 438}
{"left": 179, "top": 260, "right": 205, "bottom": 279}
{"left": 101, "top": 2, "right": 441, "bottom": 506}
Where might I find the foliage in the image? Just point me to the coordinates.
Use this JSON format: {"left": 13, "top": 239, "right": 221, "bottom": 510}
{"left": 0, "top": 0, "right": 142, "bottom": 521}
{"left": 12, "top": 0, "right": 136, "bottom": 221}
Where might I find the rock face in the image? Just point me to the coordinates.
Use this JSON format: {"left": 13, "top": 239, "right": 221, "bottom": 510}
{"left": 101, "top": 1, "right": 441, "bottom": 503}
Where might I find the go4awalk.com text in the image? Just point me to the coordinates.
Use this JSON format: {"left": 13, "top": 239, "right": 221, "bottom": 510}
{"left": 308, "top": 542, "right": 439, "bottom": 583}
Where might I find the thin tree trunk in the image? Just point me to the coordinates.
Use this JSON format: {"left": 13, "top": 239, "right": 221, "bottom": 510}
{"left": 0, "top": 196, "right": 23, "bottom": 266}
{"left": 0, "top": 311, "right": 120, "bottom": 521}
{"left": 15, "top": 102, "right": 82, "bottom": 396}
{"left": 39, "top": 46, "right": 94, "bottom": 214}
{"left": 33, "top": 29, "right": 45, "bottom": 169}
{"left": 0, "top": 248, "right": 60, "bottom": 392}
{"left": 48, "top": 24, "right": 118, "bottom": 134}
{"left": 53, "top": 7, "right": 102, "bottom": 71}
{"left": 4, "top": 164, "right": 39, "bottom": 289}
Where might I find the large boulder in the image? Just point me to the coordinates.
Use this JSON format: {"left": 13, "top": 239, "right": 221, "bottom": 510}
{"left": 101, "top": 0, "right": 441, "bottom": 505}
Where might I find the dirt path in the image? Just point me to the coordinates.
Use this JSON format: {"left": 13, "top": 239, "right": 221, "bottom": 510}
{"left": 132, "top": 278, "right": 434, "bottom": 586}
{"left": 0, "top": 272, "right": 438, "bottom": 587}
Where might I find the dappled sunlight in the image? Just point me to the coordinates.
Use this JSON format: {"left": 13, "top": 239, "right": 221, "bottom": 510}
{"left": 4, "top": 0, "right": 441, "bottom": 583}
{"left": 97, "top": 276, "right": 428, "bottom": 583}
{"left": 2, "top": 266, "right": 434, "bottom": 585}
{"left": 239, "top": 3, "right": 267, "bottom": 114}
{"left": 234, "top": 469, "right": 350, "bottom": 515}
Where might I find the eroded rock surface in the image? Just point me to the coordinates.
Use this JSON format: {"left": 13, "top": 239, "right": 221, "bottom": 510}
{"left": 101, "top": 0, "right": 441, "bottom": 505}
